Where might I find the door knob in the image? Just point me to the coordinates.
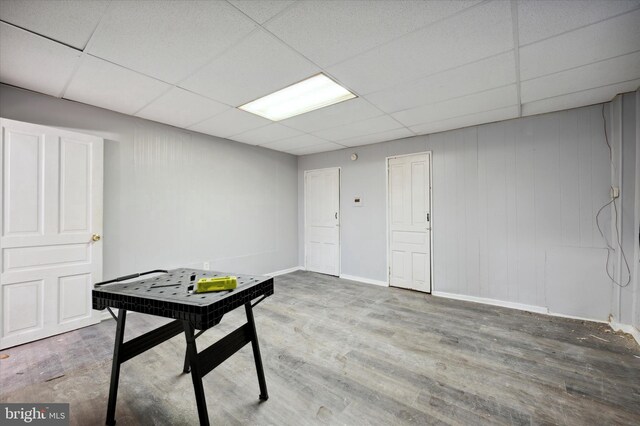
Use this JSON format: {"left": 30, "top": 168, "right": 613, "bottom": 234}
{"left": 92, "top": 234, "right": 101, "bottom": 242}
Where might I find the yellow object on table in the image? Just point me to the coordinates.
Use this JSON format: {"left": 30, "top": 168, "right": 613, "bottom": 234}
{"left": 195, "top": 276, "right": 237, "bottom": 293}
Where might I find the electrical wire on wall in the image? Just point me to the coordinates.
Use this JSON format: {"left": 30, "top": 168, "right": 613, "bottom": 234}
{"left": 595, "top": 104, "right": 631, "bottom": 287}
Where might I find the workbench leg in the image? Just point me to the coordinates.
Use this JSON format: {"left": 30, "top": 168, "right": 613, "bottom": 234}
{"left": 183, "top": 321, "right": 210, "bottom": 426}
{"left": 183, "top": 349, "right": 190, "bottom": 373}
{"left": 245, "top": 302, "right": 269, "bottom": 400}
{"left": 106, "top": 309, "right": 127, "bottom": 426}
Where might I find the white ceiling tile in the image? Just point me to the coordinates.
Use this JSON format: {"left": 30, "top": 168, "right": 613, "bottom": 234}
{"left": 266, "top": 0, "right": 480, "bottom": 68}
{"left": 521, "top": 52, "right": 640, "bottom": 103}
{"left": 0, "top": 0, "right": 110, "bottom": 49}
{"left": 231, "top": 123, "right": 302, "bottom": 145}
{"left": 135, "top": 87, "right": 230, "bottom": 129}
{"left": 340, "top": 127, "right": 414, "bottom": 147}
{"left": 86, "top": 1, "right": 256, "bottom": 84}
{"left": 180, "top": 29, "right": 319, "bottom": 106}
{"left": 313, "top": 115, "right": 403, "bottom": 142}
{"left": 327, "top": 0, "right": 513, "bottom": 95}
{"left": 518, "top": 0, "right": 640, "bottom": 46}
{"left": 228, "top": 0, "right": 296, "bottom": 24}
{"left": 259, "top": 134, "right": 329, "bottom": 151}
{"left": 279, "top": 98, "right": 382, "bottom": 133}
{"left": 519, "top": 9, "right": 640, "bottom": 81}
{"left": 365, "top": 51, "right": 516, "bottom": 114}
{"left": 0, "top": 23, "right": 81, "bottom": 97}
{"left": 286, "top": 142, "right": 344, "bottom": 156}
{"left": 393, "top": 85, "right": 518, "bottom": 127}
{"left": 522, "top": 80, "right": 640, "bottom": 117}
{"left": 410, "top": 106, "right": 519, "bottom": 135}
{"left": 188, "top": 108, "right": 271, "bottom": 138}
{"left": 5, "top": 0, "right": 638, "bottom": 142}
{"left": 64, "top": 55, "right": 171, "bottom": 115}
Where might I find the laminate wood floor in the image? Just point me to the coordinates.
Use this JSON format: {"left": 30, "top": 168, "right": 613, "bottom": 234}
{"left": 1, "top": 271, "right": 639, "bottom": 425}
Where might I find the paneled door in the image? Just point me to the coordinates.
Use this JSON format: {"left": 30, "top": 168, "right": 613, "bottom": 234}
{"left": 304, "top": 168, "right": 340, "bottom": 276}
{"left": 0, "top": 118, "right": 103, "bottom": 349}
{"left": 388, "top": 153, "right": 431, "bottom": 292}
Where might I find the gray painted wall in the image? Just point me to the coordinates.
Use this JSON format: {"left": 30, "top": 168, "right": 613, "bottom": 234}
{"left": 617, "top": 91, "right": 640, "bottom": 332}
{"left": 0, "top": 84, "right": 299, "bottom": 279}
{"left": 2, "top": 82, "right": 635, "bottom": 327}
{"left": 299, "top": 103, "right": 620, "bottom": 321}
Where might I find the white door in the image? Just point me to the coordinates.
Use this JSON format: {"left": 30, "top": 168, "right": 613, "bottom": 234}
{"left": 0, "top": 118, "right": 103, "bottom": 349}
{"left": 388, "top": 153, "right": 431, "bottom": 292}
{"left": 305, "top": 168, "right": 340, "bottom": 276}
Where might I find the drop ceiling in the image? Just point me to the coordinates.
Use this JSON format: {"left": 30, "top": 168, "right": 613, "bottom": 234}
{"left": 0, "top": 0, "right": 638, "bottom": 156}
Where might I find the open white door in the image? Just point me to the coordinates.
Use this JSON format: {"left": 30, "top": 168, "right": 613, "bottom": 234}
{"left": 388, "top": 153, "right": 432, "bottom": 292}
{"left": 0, "top": 118, "right": 103, "bottom": 349}
{"left": 304, "top": 168, "right": 340, "bottom": 276}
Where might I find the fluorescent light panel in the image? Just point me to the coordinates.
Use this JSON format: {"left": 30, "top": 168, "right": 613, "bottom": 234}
{"left": 239, "top": 73, "right": 356, "bottom": 121}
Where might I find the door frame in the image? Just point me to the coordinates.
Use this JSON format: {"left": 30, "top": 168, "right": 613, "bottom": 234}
{"left": 385, "top": 151, "right": 433, "bottom": 292}
{"left": 303, "top": 167, "right": 341, "bottom": 275}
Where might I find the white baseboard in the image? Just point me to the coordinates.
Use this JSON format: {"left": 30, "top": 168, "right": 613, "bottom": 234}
{"left": 267, "top": 266, "right": 304, "bottom": 277}
{"left": 610, "top": 321, "right": 640, "bottom": 345}
{"left": 339, "top": 274, "right": 388, "bottom": 287}
{"left": 546, "top": 311, "right": 608, "bottom": 324}
{"left": 432, "top": 291, "right": 548, "bottom": 315}
{"left": 432, "top": 292, "right": 636, "bottom": 337}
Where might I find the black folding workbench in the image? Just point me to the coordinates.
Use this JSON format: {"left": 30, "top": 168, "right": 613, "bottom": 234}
{"left": 93, "top": 268, "right": 274, "bottom": 425}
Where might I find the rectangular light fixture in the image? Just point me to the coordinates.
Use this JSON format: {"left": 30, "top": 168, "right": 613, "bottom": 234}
{"left": 238, "top": 73, "right": 356, "bottom": 121}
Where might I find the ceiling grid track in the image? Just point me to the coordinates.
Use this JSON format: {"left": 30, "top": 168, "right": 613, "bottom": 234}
{"left": 58, "top": 55, "right": 85, "bottom": 99}
{"left": 308, "top": 0, "right": 493, "bottom": 72}
{"left": 0, "top": 20, "right": 82, "bottom": 99}
{"left": 364, "top": 49, "right": 513, "bottom": 98}
{"left": 524, "top": 78, "right": 640, "bottom": 107}
{"left": 58, "top": 0, "right": 112, "bottom": 100}
{"left": 80, "top": 0, "right": 112, "bottom": 52}
{"left": 0, "top": 20, "right": 79, "bottom": 51}
{"left": 517, "top": 5, "right": 640, "bottom": 49}
{"left": 521, "top": 49, "right": 640, "bottom": 83}
{"left": 173, "top": 26, "right": 261, "bottom": 89}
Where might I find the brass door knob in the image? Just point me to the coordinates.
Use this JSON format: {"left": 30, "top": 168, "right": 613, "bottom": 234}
{"left": 92, "top": 234, "right": 101, "bottom": 242}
